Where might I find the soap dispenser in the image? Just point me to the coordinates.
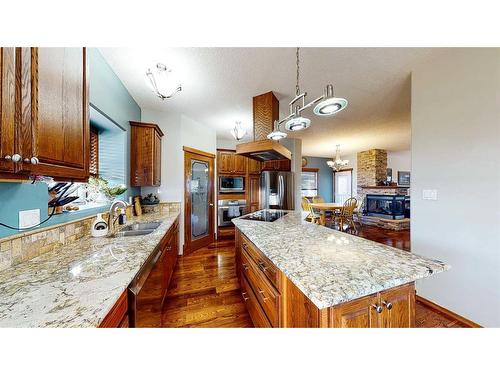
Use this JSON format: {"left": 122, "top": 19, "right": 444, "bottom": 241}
{"left": 91, "top": 213, "right": 109, "bottom": 237}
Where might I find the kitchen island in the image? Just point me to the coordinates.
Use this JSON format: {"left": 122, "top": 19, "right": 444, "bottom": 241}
{"left": 233, "top": 210, "right": 449, "bottom": 328}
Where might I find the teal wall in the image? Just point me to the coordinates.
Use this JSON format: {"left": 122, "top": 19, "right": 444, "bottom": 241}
{"left": 0, "top": 48, "right": 141, "bottom": 239}
{"left": 303, "top": 156, "right": 333, "bottom": 202}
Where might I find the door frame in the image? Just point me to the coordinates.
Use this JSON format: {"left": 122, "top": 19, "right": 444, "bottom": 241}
{"left": 183, "top": 146, "right": 215, "bottom": 255}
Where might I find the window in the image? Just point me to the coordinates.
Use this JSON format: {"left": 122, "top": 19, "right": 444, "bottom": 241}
{"left": 334, "top": 169, "right": 353, "bottom": 203}
{"left": 301, "top": 168, "right": 319, "bottom": 197}
{"left": 89, "top": 126, "right": 99, "bottom": 177}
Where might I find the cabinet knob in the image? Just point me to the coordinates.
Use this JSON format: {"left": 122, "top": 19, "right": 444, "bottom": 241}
{"left": 382, "top": 300, "right": 393, "bottom": 310}
{"left": 4, "top": 155, "right": 12, "bottom": 161}
{"left": 258, "top": 289, "right": 268, "bottom": 302}
{"left": 241, "top": 292, "right": 249, "bottom": 301}
{"left": 242, "top": 263, "right": 249, "bottom": 271}
{"left": 11, "top": 154, "right": 22, "bottom": 163}
{"left": 371, "top": 304, "right": 383, "bottom": 313}
{"left": 23, "top": 156, "right": 40, "bottom": 165}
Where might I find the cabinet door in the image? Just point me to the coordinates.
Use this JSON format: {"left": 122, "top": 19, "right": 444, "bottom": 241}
{"left": 247, "top": 158, "right": 261, "bottom": 174}
{"left": 278, "top": 159, "right": 291, "bottom": 171}
{"left": 217, "top": 151, "right": 234, "bottom": 174}
{"left": 379, "top": 283, "right": 415, "bottom": 328}
{"left": 19, "top": 48, "right": 89, "bottom": 180}
{"left": 131, "top": 126, "right": 154, "bottom": 186}
{"left": 233, "top": 154, "right": 247, "bottom": 174}
{"left": 0, "top": 48, "right": 16, "bottom": 173}
{"left": 153, "top": 131, "right": 162, "bottom": 186}
{"left": 249, "top": 175, "right": 260, "bottom": 212}
{"left": 330, "top": 294, "right": 380, "bottom": 328}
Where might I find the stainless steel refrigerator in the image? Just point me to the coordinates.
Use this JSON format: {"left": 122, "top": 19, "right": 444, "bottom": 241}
{"left": 260, "top": 171, "right": 295, "bottom": 210}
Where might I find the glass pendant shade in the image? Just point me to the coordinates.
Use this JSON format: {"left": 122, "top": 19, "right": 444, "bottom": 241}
{"left": 145, "top": 63, "right": 181, "bottom": 100}
{"left": 230, "top": 121, "right": 247, "bottom": 141}
{"left": 285, "top": 116, "right": 311, "bottom": 131}
{"left": 327, "top": 145, "right": 349, "bottom": 171}
{"left": 313, "top": 84, "right": 348, "bottom": 116}
{"left": 267, "top": 130, "right": 287, "bottom": 140}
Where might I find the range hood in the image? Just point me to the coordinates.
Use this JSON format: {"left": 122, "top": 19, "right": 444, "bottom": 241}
{"left": 236, "top": 91, "right": 291, "bottom": 161}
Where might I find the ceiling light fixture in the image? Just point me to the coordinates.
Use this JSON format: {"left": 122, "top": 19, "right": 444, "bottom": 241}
{"left": 230, "top": 121, "right": 247, "bottom": 141}
{"left": 269, "top": 48, "right": 348, "bottom": 137}
{"left": 267, "top": 120, "right": 287, "bottom": 141}
{"left": 327, "top": 145, "right": 349, "bottom": 171}
{"left": 145, "top": 63, "right": 182, "bottom": 100}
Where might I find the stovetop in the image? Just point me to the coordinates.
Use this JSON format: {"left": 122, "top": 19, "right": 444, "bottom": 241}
{"left": 240, "top": 211, "right": 288, "bottom": 222}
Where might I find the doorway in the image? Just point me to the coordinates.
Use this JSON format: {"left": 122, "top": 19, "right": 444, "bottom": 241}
{"left": 333, "top": 169, "right": 353, "bottom": 203}
{"left": 183, "top": 147, "right": 215, "bottom": 255}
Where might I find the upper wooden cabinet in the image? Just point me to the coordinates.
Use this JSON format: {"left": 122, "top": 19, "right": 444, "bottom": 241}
{"left": 0, "top": 47, "right": 16, "bottom": 174}
{"left": 247, "top": 158, "right": 261, "bottom": 175}
{"left": 261, "top": 159, "right": 291, "bottom": 172}
{"left": 0, "top": 48, "right": 89, "bottom": 180}
{"left": 217, "top": 150, "right": 247, "bottom": 175}
{"left": 130, "top": 121, "right": 163, "bottom": 187}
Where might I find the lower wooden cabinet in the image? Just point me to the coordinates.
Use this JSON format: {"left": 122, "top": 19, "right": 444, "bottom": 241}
{"left": 99, "top": 289, "right": 129, "bottom": 328}
{"left": 236, "top": 229, "right": 416, "bottom": 328}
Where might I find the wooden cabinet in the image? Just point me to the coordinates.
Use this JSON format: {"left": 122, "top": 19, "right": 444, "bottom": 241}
{"left": 130, "top": 121, "right": 163, "bottom": 186}
{"left": 1, "top": 47, "right": 89, "bottom": 180}
{"left": 247, "top": 158, "right": 261, "bottom": 174}
{"left": 235, "top": 229, "right": 416, "bottom": 328}
{"left": 217, "top": 150, "right": 247, "bottom": 175}
{"left": 248, "top": 175, "right": 260, "bottom": 213}
{"left": 261, "top": 159, "right": 291, "bottom": 171}
{"left": 0, "top": 47, "right": 16, "bottom": 174}
{"left": 99, "top": 289, "right": 129, "bottom": 328}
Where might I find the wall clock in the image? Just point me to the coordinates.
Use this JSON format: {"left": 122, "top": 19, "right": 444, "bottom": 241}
{"left": 301, "top": 157, "right": 308, "bottom": 167}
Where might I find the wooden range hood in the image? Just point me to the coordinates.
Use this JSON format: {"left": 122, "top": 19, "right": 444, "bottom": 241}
{"left": 236, "top": 92, "right": 291, "bottom": 161}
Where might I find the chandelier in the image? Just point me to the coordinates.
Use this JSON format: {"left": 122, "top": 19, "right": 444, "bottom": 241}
{"left": 327, "top": 145, "right": 349, "bottom": 171}
{"left": 145, "top": 63, "right": 182, "bottom": 100}
{"left": 267, "top": 48, "right": 348, "bottom": 140}
{"left": 230, "top": 121, "right": 247, "bottom": 141}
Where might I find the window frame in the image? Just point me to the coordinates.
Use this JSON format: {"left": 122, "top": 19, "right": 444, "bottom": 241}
{"left": 301, "top": 167, "right": 319, "bottom": 198}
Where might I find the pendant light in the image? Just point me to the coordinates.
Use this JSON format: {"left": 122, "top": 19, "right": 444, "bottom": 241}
{"left": 267, "top": 120, "right": 287, "bottom": 140}
{"left": 269, "top": 48, "right": 348, "bottom": 138}
{"left": 145, "top": 63, "right": 182, "bottom": 100}
{"left": 230, "top": 121, "right": 247, "bottom": 141}
{"left": 327, "top": 145, "right": 349, "bottom": 171}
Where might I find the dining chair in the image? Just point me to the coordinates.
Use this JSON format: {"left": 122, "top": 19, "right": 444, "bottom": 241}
{"left": 302, "top": 197, "right": 321, "bottom": 224}
{"left": 312, "top": 195, "right": 333, "bottom": 225}
{"left": 337, "top": 197, "right": 358, "bottom": 232}
{"left": 353, "top": 197, "right": 364, "bottom": 227}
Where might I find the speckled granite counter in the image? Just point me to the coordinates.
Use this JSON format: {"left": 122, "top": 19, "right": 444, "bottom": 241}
{"left": 233, "top": 210, "right": 449, "bottom": 309}
{"left": 0, "top": 209, "right": 180, "bottom": 328}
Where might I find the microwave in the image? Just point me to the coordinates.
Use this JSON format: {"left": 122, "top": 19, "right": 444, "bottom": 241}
{"left": 219, "top": 176, "right": 245, "bottom": 192}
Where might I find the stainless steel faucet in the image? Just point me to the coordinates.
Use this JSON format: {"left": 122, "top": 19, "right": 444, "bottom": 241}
{"left": 109, "top": 200, "right": 127, "bottom": 233}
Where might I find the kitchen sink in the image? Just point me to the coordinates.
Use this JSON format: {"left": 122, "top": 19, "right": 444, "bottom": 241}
{"left": 111, "top": 221, "right": 162, "bottom": 237}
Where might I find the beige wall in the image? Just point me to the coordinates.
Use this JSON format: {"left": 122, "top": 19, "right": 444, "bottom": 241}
{"left": 411, "top": 48, "right": 500, "bottom": 327}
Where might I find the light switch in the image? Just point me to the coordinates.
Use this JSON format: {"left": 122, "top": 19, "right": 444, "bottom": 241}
{"left": 422, "top": 189, "right": 438, "bottom": 200}
{"left": 19, "top": 209, "right": 41, "bottom": 229}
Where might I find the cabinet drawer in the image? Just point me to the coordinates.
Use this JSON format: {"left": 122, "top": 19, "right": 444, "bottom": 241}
{"left": 241, "top": 274, "right": 271, "bottom": 328}
{"left": 241, "top": 249, "right": 281, "bottom": 327}
{"left": 242, "top": 236, "right": 281, "bottom": 291}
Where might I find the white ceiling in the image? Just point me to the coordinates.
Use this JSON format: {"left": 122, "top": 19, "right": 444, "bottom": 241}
{"left": 100, "top": 48, "right": 444, "bottom": 157}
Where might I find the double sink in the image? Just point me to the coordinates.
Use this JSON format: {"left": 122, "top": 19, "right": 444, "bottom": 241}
{"left": 112, "top": 221, "right": 162, "bottom": 237}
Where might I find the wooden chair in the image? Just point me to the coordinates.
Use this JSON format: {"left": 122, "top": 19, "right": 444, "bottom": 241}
{"left": 353, "top": 197, "right": 364, "bottom": 227}
{"left": 312, "top": 196, "right": 333, "bottom": 225}
{"left": 335, "top": 197, "right": 358, "bottom": 232}
{"left": 302, "top": 197, "right": 321, "bottom": 224}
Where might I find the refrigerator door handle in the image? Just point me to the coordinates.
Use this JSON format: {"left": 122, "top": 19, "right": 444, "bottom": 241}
{"left": 278, "top": 174, "right": 284, "bottom": 209}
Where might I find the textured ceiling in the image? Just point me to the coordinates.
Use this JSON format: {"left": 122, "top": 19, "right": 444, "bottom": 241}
{"left": 99, "top": 47, "right": 444, "bottom": 157}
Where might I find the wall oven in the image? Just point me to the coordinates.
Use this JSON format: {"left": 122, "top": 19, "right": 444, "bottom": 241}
{"left": 219, "top": 176, "right": 245, "bottom": 193}
{"left": 218, "top": 199, "right": 247, "bottom": 226}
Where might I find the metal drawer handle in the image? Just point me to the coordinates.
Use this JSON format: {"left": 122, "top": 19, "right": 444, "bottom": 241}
{"left": 258, "top": 289, "right": 268, "bottom": 302}
{"left": 152, "top": 250, "right": 163, "bottom": 264}
{"left": 242, "top": 263, "right": 249, "bottom": 270}
{"left": 371, "top": 304, "right": 383, "bottom": 313}
{"left": 166, "top": 246, "right": 172, "bottom": 252}
{"left": 241, "top": 292, "right": 249, "bottom": 301}
{"left": 258, "top": 261, "right": 268, "bottom": 272}
{"left": 382, "top": 300, "right": 393, "bottom": 310}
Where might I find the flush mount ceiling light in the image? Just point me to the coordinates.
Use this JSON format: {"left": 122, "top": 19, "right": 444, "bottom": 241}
{"left": 327, "top": 144, "right": 349, "bottom": 171}
{"left": 145, "top": 63, "right": 182, "bottom": 100}
{"left": 230, "top": 121, "right": 247, "bottom": 141}
{"left": 267, "top": 120, "right": 288, "bottom": 141}
{"left": 270, "top": 48, "right": 348, "bottom": 136}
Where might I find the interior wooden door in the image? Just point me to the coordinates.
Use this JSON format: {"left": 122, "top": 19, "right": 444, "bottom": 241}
{"left": 184, "top": 147, "right": 215, "bottom": 255}
{"left": 18, "top": 47, "right": 89, "bottom": 180}
{"left": 379, "top": 283, "right": 415, "bottom": 328}
{"left": 0, "top": 47, "right": 16, "bottom": 173}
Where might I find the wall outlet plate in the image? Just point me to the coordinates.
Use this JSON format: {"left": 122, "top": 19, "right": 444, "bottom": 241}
{"left": 19, "top": 209, "right": 41, "bottom": 229}
{"left": 422, "top": 189, "right": 438, "bottom": 200}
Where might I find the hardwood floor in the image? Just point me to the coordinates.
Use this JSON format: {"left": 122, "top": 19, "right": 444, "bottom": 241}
{"left": 162, "top": 227, "right": 464, "bottom": 328}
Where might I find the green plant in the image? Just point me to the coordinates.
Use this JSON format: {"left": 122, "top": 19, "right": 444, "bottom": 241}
{"left": 88, "top": 176, "right": 127, "bottom": 199}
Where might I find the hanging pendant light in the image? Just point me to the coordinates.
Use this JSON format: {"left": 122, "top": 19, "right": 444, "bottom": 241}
{"left": 327, "top": 145, "right": 349, "bottom": 171}
{"left": 267, "top": 48, "right": 348, "bottom": 139}
{"left": 230, "top": 121, "right": 247, "bottom": 141}
{"left": 267, "top": 120, "right": 287, "bottom": 140}
{"left": 145, "top": 63, "right": 182, "bottom": 100}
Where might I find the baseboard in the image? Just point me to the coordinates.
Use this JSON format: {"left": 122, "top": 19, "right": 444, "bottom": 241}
{"left": 416, "top": 295, "right": 482, "bottom": 328}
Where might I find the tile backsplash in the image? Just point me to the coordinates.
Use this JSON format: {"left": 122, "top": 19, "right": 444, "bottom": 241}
{"left": 0, "top": 201, "right": 181, "bottom": 272}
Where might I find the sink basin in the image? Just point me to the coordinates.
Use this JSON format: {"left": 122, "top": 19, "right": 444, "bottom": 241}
{"left": 120, "top": 221, "right": 162, "bottom": 232}
{"left": 113, "top": 229, "right": 155, "bottom": 237}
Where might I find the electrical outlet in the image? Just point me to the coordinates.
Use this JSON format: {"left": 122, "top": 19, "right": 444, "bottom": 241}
{"left": 422, "top": 189, "right": 438, "bottom": 200}
{"left": 19, "top": 209, "right": 41, "bottom": 229}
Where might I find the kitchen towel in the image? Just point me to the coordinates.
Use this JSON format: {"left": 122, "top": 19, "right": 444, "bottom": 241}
{"left": 228, "top": 206, "right": 240, "bottom": 218}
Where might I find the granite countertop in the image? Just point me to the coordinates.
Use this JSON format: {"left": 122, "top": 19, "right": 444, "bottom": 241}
{"left": 0, "top": 209, "right": 180, "bottom": 328}
{"left": 233, "top": 210, "right": 449, "bottom": 309}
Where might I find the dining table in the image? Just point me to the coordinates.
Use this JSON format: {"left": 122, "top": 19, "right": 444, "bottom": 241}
{"left": 309, "top": 202, "right": 344, "bottom": 226}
